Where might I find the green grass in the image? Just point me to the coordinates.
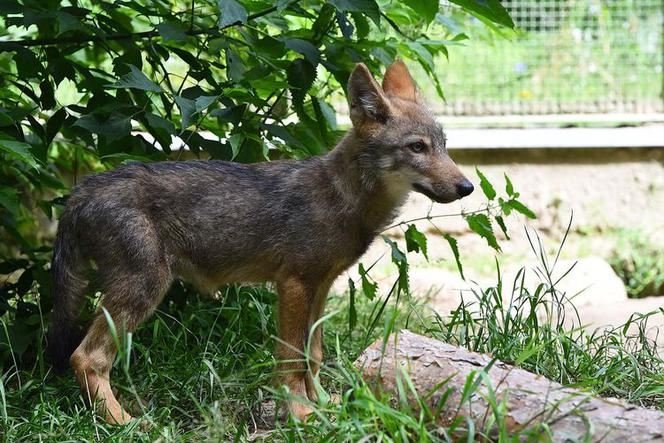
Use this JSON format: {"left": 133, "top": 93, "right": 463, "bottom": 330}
{"left": 2, "top": 230, "right": 664, "bottom": 441}
{"left": 430, "top": 32, "right": 661, "bottom": 104}
{"left": 413, "top": 4, "right": 662, "bottom": 114}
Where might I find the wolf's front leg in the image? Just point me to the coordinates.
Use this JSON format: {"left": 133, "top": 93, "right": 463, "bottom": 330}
{"left": 304, "top": 279, "right": 333, "bottom": 403}
{"left": 276, "top": 276, "right": 320, "bottom": 421}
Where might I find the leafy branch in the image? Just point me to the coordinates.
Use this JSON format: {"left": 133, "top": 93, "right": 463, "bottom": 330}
{"left": 0, "top": 3, "right": 290, "bottom": 52}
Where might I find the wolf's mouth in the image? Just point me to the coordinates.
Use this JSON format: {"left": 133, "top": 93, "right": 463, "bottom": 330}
{"left": 412, "top": 182, "right": 446, "bottom": 203}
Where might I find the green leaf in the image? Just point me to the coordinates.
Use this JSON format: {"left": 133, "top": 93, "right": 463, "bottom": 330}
{"left": 498, "top": 197, "right": 511, "bottom": 216}
{"left": 443, "top": 233, "right": 464, "bottom": 280}
{"left": 0, "top": 138, "right": 39, "bottom": 169}
{"left": 465, "top": 213, "right": 500, "bottom": 251}
{"left": 0, "top": 0, "right": 22, "bottom": 14}
{"left": 156, "top": 22, "right": 189, "bottom": 42}
{"left": 508, "top": 199, "right": 536, "bottom": 219}
{"left": 350, "top": 11, "right": 370, "bottom": 39}
{"left": 174, "top": 96, "right": 196, "bottom": 129}
{"left": 336, "top": 12, "right": 355, "bottom": 39}
{"left": 383, "top": 236, "right": 407, "bottom": 267}
{"left": 0, "top": 186, "right": 20, "bottom": 216}
{"left": 145, "top": 113, "right": 175, "bottom": 153}
{"left": 284, "top": 39, "right": 321, "bottom": 65}
{"left": 56, "top": 11, "right": 84, "bottom": 35}
{"left": 405, "top": 224, "right": 428, "bottom": 260}
{"left": 383, "top": 235, "right": 409, "bottom": 292}
{"left": 210, "top": 104, "right": 247, "bottom": 125}
{"left": 287, "top": 59, "right": 317, "bottom": 104}
{"left": 226, "top": 49, "right": 246, "bottom": 82}
{"left": 358, "top": 263, "right": 377, "bottom": 300}
{"left": 475, "top": 167, "right": 496, "bottom": 200}
{"left": 0, "top": 109, "right": 13, "bottom": 127}
{"left": 174, "top": 95, "right": 218, "bottom": 130}
{"left": 228, "top": 133, "right": 244, "bottom": 159}
{"left": 276, "top": 0, "right": 291, "bottom": 10}
{"left": 260, "top": 123, "right": 302, "bottom": 148}
{"left": 504, "top": 173, "right": 514, "bottom": 196}
{"left": 195, "top": 95, "right": 218, "bottom": 112}
{"left": 328, "top": 0, "right": 380, "bottom": 25}
{"left": 39, "top": 79, "right": 56, "bottom": 110}
{"left": 218, "top": 0, "right": 247, "bottom": 28}
{"left": 313, "top": 4, "right": 336, "bottom": 38}
{"left": 145, "top": 113, "right": 175, "bottom": 135}
{"left": 74, "top": 113, "right": 132, "bottom": 143}
{"left": 406, "top": 41, "right": 434, "bottom": 70}
{"left": 46, "top": 108, "right": 67, "bottom": 146}
{"left": 109, "top": 65, "right": 163, "bottom": 92}
{"left": 311, "top": 98, "right": 330, "bottom": 143}
{"left": 318, "top": 100, "right": 337, "bottom": 130}
{"left": 348, "top": 277, "right": 357, "bottom": 331}
{"left": 14, "top": 48, "right": 40, "bottom": 79}
{"left": 448, "top": 0, "right": 515, "bottom": 28}
{"left": 253, "top": 36, "right": 286, "bottom": 58}
{"left": 495, "top": 215, "right": 510, "bottom": 240}
{"left": 408, "top": 0, "right": 439, "bottom": 24}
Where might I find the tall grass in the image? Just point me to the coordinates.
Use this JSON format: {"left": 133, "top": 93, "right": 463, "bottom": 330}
{"left": 1, "top": 228, "right": 663, "bottom": 441}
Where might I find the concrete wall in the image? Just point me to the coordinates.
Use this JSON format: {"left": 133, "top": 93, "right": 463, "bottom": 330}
{"left": 398, "top": 147, "right": 664, "bottom": 239}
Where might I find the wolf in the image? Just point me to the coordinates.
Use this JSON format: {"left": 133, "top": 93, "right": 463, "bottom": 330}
{"left": 46, "top": 60, "right": 474, "bottom": 424}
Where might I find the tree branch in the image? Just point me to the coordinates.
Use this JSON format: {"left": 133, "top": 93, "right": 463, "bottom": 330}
{"left": 0, "top": 4, "right": 282, "bottom": 52}
{"left": 357, "top": 331, "right": 664, "bottom": 441}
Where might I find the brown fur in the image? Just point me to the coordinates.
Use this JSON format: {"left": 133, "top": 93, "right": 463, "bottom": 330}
{"left": 46, "top": 61, "right": 474, "bottom": 423}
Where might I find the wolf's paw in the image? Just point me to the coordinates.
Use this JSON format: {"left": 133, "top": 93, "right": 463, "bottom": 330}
{"left": 288, "top": 399, "right": 314, "bottom": 422}
{"left": 105, "top": 408, "right": 134, "bottom": 426}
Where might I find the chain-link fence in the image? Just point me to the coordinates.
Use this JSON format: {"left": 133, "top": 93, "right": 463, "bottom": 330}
{"left": 432, "top": 0, "right": 663, "bottom": 115}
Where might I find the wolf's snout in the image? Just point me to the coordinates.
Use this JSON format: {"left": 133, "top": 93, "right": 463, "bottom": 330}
{"left": 456, "top": 179, "right": 474, "bottom": 198}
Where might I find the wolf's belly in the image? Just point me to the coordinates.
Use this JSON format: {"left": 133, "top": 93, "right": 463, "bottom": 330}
{"left": 172, "top": 255, "right": 279, "bottom": 294}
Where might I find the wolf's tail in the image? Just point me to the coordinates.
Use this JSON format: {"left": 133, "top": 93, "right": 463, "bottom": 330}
{"left": 46, "top": 208, "right": 88, "bottom": 373}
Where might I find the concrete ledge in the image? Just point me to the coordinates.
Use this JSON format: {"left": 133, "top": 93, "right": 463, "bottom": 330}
{"left": 445, "top": 125, "right": 664, "bottom": 150}
{"left": 438, "top": 113, "right": 664, "bottom": 128}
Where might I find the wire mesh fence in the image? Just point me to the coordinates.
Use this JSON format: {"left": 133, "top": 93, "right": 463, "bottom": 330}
{"left": 432, "top": 0, "right": 664, "bottom": 115}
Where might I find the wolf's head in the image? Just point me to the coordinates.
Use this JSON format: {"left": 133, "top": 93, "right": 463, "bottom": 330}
{"left": 347, "top": 61, "right": 473, "bottom": 204}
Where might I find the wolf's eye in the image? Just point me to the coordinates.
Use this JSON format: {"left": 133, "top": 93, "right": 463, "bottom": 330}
{"left": 408, "top": 141, "right": 427, "bottom": 153}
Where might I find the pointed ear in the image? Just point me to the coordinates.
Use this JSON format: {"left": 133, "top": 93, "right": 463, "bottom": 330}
{"left": 382, "top": 60, "right": 419, "bottom": 102}
{"left": 347, "top": 63, "right": 391, "bottom": 125}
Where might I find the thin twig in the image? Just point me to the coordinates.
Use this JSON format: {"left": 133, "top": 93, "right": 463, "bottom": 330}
{"left": 382, "top": 204, "right": 499, "bottom": 232}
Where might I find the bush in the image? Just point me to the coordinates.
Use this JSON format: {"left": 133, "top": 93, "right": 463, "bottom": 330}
{"left": 0, "top": 0, "right": 521, "bottom": 368}
{"left": 610, "top": 230, "right": 664, "bottom": 299}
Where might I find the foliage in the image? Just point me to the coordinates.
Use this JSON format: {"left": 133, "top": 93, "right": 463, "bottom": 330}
{"left": 609, "top": 230, "right": 664, "bottom": 299}
{"left": 0, "top": 0, "right": 525, "bottom": 367}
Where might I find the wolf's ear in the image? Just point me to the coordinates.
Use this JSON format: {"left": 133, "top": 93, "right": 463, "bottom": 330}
{"left": 382, "top": 60, "right": 419, "bottom": 103}
{"left": 347, "top": 63, "right": 391, "bottom": 125}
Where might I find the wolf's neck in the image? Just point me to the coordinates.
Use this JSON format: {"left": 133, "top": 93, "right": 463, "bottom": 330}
{"left": 324, "top": 130, "right": 408, "bottom": 232}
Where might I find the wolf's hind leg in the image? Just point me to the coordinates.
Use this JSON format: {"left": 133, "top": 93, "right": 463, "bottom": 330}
{"left": 71, "top": 313, "right": 131, "bottom": 424}
{"left": 71, "top": 266, "right": 171, "bottom": 425}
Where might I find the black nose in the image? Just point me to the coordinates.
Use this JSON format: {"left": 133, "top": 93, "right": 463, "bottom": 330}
{"left": 456, "top": 179, "right": 474, "bottom": 197}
